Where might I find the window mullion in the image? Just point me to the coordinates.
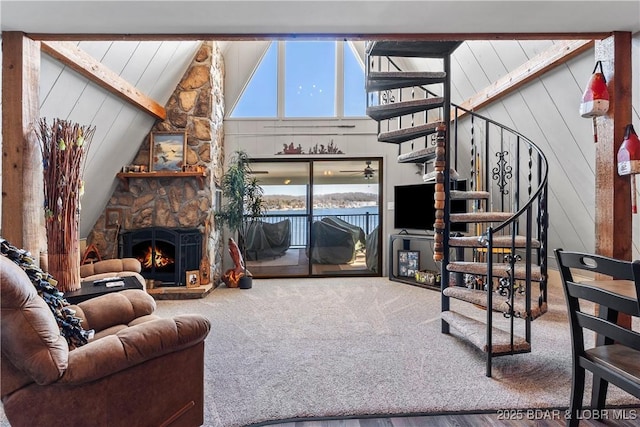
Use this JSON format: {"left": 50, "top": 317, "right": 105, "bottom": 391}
{"left": 277, "top": 40, "right": 285, "bottom": 118}
{"left": 336, "top": 41, "right": 344, "bottom": 118}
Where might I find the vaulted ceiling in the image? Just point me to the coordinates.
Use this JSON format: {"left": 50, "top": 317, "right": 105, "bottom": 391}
{"left": 1, "top": 1, "right": 639, "bottom": 256}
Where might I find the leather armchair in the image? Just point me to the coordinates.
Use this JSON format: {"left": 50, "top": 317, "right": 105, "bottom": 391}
{"left": 0, "top": 255, "right": 211, "bottom": 427}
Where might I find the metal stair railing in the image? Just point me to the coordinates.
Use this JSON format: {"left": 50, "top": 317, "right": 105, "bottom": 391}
{"left": 449, "top": 104, "right": 549, "bottom": 377}
{"left": 366, "top": 54, "right": 549, "bottom": 287}
{"left": 449, "top": 104, "right": 549, "bottom": 284}
{"left": 366, "top": 48, "right": 550, "bottom": 377}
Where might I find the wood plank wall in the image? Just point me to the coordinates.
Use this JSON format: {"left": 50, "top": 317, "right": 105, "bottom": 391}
{"left": 37, "top": 40, "right": 201, "bottom": 237}
{"left": 445, "top": 39, "right": 639, "bottom": 261}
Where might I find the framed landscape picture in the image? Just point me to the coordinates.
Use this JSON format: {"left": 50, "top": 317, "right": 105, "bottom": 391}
{"left": 150, "top": 131, "right": 187, "bottom": 171}
{"left": 397, "top": 250, "right": 420, "bottom": 277}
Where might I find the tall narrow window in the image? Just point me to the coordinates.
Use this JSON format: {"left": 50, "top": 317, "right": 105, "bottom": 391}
{"left": 285, "top": 41, "right": 336, "bottom": 117}
{"left": 231, "top": 42, "right": 277, "bottom": 118}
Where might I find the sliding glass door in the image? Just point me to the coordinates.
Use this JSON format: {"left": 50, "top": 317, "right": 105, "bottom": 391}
{"left": 245, "top": 158, "right": 381, "bottom": 278}
{"left": 244, "top": 160, "right": 310, "bottom": 277}
{"left": 310, "top": 159, "right": 381, "bottom": 276}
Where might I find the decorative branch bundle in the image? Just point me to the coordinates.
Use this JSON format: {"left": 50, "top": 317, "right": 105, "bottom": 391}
{"left": 37, "top": 118, "right": 95, "bottom": 292}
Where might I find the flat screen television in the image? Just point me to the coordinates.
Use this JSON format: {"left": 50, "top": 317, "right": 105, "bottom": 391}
{"left": 394, "top": 180, "right": 468, "bottom": 233}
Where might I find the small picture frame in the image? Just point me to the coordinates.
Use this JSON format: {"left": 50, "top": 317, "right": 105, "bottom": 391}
{"left": 397, "top": 250, "right": 420, "bottom": 277}
{"left": 150, "top": 131, "right": 187, "bottom": 172}
{"left": 186, "top": 270, "right": 201, "bottom": 288}
{"left": 105, "top": 208, "right": 122, "bottom": 229}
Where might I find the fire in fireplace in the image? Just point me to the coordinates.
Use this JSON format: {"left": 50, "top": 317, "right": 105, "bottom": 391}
{"left": 120, "top": 227, "right": 201, "bottom": 287}
{"left": 138, "top": 243, "right": 174, "bottom": 270}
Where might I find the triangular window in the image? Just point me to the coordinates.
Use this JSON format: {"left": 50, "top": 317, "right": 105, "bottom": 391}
{"left": 231, "top": 42, "right": 278, "bottom": 118}
{"left": 343, "top": 43, "right": 366, "bottom": 117}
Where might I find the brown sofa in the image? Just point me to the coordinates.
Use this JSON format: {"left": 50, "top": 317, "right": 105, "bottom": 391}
{"left": 0, "top": 255, "right": 211, "bottom": 427}
{"left": 79, "top": 257, "right": 147, "bottom": 290}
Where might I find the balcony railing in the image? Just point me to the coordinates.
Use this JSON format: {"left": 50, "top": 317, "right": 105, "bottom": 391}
{"left": 259, "top": 212, "right": 379, "bottom": 248}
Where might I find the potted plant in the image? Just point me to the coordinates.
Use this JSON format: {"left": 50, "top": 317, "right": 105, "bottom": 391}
{"left": 216, "top": 150, "right": 265, "bottom": 289}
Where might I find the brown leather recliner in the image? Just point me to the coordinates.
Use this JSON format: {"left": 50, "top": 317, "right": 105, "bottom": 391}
{"left": 0, "top": 255, "right": 211, "bottom": 427}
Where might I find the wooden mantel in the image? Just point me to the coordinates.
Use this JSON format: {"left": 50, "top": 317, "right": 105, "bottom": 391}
{"left": 116, "top": 171, "right": 206, "bottom": 191}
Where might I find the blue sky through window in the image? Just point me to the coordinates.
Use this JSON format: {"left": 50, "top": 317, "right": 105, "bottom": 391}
{"left": 231, "top": 41, "right": 366, "bottom": 118}
{"left": 285, "top": 41, "right": 335, "bottom": 117}
{"left": 232, "top": 43, "right": 277, "bottom": 117}
{"left": 344, "top": 44, "right": 366, "bottom": 117}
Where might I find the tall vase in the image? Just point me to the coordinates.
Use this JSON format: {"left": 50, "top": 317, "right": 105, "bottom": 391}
{"left": 37, "top": 118, "right": 95, "bottom": 293}
{"left": 48, "top": 247, "right": 81, "bottom": 291}
{"left": 46, "top": 208, "right": 82, "bottom": 291}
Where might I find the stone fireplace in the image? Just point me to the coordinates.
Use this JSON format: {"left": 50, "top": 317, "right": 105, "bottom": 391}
{"left": 120, "top": 227, "right": 202, "bottom": 287}
{"left": 86, "top": 41, "right": 225, "bottom": 292}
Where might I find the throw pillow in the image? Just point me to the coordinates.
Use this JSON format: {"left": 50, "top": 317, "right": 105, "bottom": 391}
{"left": 0, "top": 238, "right": 94, "bottom": 348}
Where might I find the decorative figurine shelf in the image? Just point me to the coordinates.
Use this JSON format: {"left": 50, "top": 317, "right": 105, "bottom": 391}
{"left": 116, "top": 171, "right": 206, "bottom": 191}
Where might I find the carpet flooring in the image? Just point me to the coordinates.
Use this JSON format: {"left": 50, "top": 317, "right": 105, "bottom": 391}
{"left": 1, "top": 273, "right": 637, "bottom": 427}
{"left": 152, "top": 271, "right": 639, "bottom": 427}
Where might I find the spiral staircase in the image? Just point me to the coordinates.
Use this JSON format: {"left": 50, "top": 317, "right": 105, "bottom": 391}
{"left": 366, "top": 41, "right": 549, "bottom": 377}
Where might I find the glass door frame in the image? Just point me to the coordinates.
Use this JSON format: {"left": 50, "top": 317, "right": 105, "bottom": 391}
{"left": 249, "top": 156, "right": 383, "bottom": 279}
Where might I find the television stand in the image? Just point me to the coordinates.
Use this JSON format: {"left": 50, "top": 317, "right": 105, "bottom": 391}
{"left": 388, "top": 233, "right": 464, "bottom": 291}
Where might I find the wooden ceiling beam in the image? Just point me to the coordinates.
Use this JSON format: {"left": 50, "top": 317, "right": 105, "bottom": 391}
{"left": 40, "top": 41, "right": 166, "bottom": 120}
{"left": 454, "top": 39, "right": 594, "bottom": 119}
{"left": 26, "top": 32, "right": 612, "bottom": 42}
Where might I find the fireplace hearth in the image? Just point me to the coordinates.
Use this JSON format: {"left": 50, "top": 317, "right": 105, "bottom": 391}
{"left": 120, "top": 227, "right": 202, "bottom": 287}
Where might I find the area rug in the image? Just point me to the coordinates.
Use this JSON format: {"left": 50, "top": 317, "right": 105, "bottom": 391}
{"left": 246, "top": 248, "right": 300, "bottom": 267}
{"left": 152, "top": 272, "right": 639, "bottom": 427}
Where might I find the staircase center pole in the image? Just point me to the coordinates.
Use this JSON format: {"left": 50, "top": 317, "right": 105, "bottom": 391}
{"left": 440, "top": 52, "right": 453, "bottom": 333}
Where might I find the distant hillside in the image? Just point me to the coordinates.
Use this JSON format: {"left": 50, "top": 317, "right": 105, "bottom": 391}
{"left": 264, "top": 192, "right": 377, "bottom": 211}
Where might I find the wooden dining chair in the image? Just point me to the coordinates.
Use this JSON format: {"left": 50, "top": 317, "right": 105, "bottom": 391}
{"left": 554, "top": 249, "right": 640, "bottom": 427}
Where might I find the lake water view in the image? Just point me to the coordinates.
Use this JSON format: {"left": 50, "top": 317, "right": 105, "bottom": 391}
{"left": 263, "top": 206, "right": 380, "bottom": 247}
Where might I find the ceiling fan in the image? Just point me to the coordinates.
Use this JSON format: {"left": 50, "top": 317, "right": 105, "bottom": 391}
{"left": 340, "top": 161, "right": 377, "bottom": 179}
